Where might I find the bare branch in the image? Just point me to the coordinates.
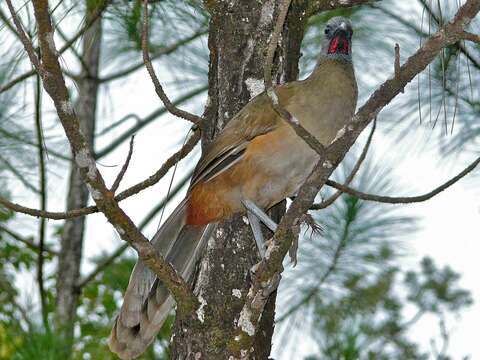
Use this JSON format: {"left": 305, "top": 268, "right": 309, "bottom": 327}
{"left": 263, "top": 0, "right": 291, "bottom": 88}
{"left": 7, "top": 0, "right": 197, "bottom": 315}
{"left": 461, "top": 30, "right": 480, "bottom": 43}
{"left": 267, "top": 88, "right": 326, "bottom": 156}
{"left": 395, "top": 44, "right": 405, "bottom": 93}
{"left": 0, "top": 130, "right": 200, "bottom": 219}
{"left": 141, "top": 0, "right": 203, "bottom": 125}
{"left": 4, "top": 1, "right": 42, "bottom": 73}
{"left": 311, "top": 118, "right": 376, "bottom": 210}
{"left": 110, "top": 136, "right": 135, "bottom": 193}
{"left": 325, "top": 155, "right": 480, "bottom": 204}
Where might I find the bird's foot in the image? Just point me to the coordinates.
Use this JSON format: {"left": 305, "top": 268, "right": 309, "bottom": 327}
{"left": 301, "top": 213, "right": 323, "bottom": 238}
{"left": 289, "top": 214, "right": 323, "bottom": 266}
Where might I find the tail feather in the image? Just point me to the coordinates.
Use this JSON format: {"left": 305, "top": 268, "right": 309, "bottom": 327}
{"left": 108, "top": 199, "right": 215, "bottom": 359}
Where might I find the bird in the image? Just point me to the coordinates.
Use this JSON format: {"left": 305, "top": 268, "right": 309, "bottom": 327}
{"left": 108, "top": 16, "right": 358, "bottom": 359}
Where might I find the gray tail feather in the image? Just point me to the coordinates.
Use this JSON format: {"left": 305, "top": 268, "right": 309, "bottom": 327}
{"left": 108, "top": 199, "right": 215, "bottom": 359}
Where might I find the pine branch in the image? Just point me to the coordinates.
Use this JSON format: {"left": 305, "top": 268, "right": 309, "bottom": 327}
{"left": 417, "top": 0, "right": 480, "bottom": 70}
{"left": 461, "top": 30, "right": 480, "bottom": 43}
{"left": 0, "top": 0, "right": 110, "bottom": 94}
{"left": 34, "top": 66, "right": 49, "bottom": 332}
{"left": 0, "top": 224, "right": 57, "bottom": 255}
{"left": 311, "top": 118, "right": 376, "bottom": 210}
{"left": 141, "top": 0, "right": 203, "bottom": 125}
{"left": 110, "top": 136, "right": 135, "bottom": 193}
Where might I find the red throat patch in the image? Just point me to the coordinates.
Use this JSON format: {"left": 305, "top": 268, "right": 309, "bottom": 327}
{"left": 328, "top": 35, "right": 349, "bottom": 55}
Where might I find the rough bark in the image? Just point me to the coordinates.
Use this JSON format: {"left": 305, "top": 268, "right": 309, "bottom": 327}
{"left": 171, "top": 2, "right": 308, "bottom": 358}
{"left": 54, "top": 4, "right": 102, "bottom": 351}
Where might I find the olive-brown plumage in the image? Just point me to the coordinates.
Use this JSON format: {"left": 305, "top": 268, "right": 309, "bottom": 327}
{"left": 109, "top": 16, "right": 357, "bottom": 359}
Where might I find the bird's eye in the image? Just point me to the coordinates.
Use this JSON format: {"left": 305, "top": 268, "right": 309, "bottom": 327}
{"left": 324, "top": 27, "right": 331, "bottom": 35}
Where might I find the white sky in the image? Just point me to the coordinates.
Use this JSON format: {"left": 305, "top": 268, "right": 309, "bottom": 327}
{"left": 4, "top": 2, "right": 479, "bottom": 359}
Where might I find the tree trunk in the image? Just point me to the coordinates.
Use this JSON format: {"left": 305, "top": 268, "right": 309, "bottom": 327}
{"left": 171, "top": 2, "right": 307, "bottom": 358}
{"left": 54, "top": 5, "right": 102, "bottom": 352}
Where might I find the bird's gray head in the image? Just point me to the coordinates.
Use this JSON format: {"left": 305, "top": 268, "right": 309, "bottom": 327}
{"left": 319, "top": 17, "right": 353, "bottom": 64}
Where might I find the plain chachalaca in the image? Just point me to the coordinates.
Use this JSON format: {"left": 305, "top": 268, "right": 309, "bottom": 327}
{"left": 109, "top": 16, "right": 358, "bottom": 359}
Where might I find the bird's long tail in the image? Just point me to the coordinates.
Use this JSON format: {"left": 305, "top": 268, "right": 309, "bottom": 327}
{"left": 108, "top": 198, "right": 215, "bottom": 359}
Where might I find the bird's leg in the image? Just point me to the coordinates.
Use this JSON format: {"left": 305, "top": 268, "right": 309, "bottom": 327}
{"left": 241, "top": 199, "right": 277, "bottom": 232}
{"left": 246, "top": 211, "right": 266, "bottom": 258}
{"left": 242, "top": 199, "right": 278, "bottom": 258}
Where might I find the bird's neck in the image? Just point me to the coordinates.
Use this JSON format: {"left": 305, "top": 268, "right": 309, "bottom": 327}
{"left": 307, "top": 58, "right": 355, "bottom": 92}
{"left": 311, "top": 57, "right": 354, "bottom": 79}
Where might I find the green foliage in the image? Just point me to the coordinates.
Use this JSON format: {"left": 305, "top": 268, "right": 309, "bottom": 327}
{"left": 301, "top": 258, "right": 471, "bottom": 359}
{"left": 405, "top": 257, "right": 473, "bottom": 313}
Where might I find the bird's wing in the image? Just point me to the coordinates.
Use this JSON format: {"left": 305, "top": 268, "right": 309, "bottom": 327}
{"left": 190, "top": 91, "right": 286, "bottom": 188}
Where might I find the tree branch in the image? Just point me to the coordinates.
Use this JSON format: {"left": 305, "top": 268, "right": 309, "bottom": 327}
{"left": 325, "top": 155, "right": 480, "bottom": 204}
{"left": 311, "top": 118, "right": 376, "bottom": 210}
{"left": 110, "top": 136, "right": 135, "bottom": 193}
{"left": 417, "top": 0, "right": 480, "bottom": 70}
{"left": 235, "top": 0, "right": 480, "bottom": 344}
{"left": 141, "top": 0, "right": 203, "bottom": 125}
{"left": 7, "top": 0, "right": 197, "bottom": 315}
{"left": 461, "top": 30, "right": 480, "bottom": 43}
